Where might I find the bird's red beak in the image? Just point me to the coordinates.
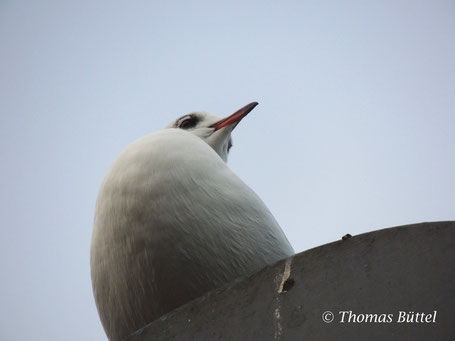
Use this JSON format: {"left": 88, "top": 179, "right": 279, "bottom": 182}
{"left": 210, "top": 102, "right": 258, "bottom": 131}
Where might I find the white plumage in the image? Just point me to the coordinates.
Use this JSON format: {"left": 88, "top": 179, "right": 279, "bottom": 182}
{"left": 91, "top": 102, "right": 294, "bottom": 340}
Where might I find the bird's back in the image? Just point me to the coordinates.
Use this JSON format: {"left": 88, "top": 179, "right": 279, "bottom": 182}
{"left": 91, "top": 129, "right": 294, "bottom": 340}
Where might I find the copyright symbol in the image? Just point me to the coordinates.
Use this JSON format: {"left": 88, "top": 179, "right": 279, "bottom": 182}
{"left": 322, "top": 311, "right": 334, "bottom": 323}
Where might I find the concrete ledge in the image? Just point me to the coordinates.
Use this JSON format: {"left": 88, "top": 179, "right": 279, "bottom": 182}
{"left": 125, "top": 221, "right": 455, "bottom": 341}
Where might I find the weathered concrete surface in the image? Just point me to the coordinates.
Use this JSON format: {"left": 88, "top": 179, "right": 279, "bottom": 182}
{"left": 125, "top": 221, "right": 455, "bottom": 341}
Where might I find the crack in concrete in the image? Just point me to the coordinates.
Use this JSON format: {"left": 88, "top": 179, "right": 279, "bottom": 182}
{"left": 274, "top": 258, "right": 293, "bottom": 339}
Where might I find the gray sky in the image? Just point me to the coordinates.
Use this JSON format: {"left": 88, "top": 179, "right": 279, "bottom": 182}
{"left": 1, "top": 1, "right": 454, "bottom": 340}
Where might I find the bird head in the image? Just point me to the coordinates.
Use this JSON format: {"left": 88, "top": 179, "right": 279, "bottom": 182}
{"left": 166, "top": 102, "right": 258, "bottom": 162}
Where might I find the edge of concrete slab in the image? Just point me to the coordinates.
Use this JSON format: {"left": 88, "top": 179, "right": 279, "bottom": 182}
{"left": 125, "top": 221, "right": 455, "bottom": 341}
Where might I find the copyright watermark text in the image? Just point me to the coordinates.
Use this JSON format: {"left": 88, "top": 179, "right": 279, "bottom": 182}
{"left": 322, "top": 310, "right": 437, "bottom": 324}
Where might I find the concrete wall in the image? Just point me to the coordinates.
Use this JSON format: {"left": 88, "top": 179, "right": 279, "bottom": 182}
{"left": 125, "top": 221, "right": 455, "bottom": 341}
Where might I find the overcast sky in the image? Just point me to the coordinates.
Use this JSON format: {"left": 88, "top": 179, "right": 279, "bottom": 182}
{"left": 1, "top": 1, "right": 454, "bottom": 340}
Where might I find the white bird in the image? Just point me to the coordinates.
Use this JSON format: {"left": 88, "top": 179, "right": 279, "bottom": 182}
{"left": 91, "top": 102, "right": 294, "bottom": 341}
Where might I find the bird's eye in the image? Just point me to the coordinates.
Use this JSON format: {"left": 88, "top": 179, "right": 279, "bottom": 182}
{"left": 179, "top": 117, "right": 197, "bottom": 130}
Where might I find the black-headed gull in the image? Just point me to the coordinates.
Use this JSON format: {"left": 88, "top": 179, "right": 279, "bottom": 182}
{"left": 91, "top": 102, "right": 294, "bottom": 340}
